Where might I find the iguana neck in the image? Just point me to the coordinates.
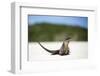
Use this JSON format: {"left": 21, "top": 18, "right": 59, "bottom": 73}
{"left": 63, "top": 40, "right": 69, "bottom": 50}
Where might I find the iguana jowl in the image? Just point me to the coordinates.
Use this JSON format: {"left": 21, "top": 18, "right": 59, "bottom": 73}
{"left": 38, "top": 37, "right": 71, "bottom": 56}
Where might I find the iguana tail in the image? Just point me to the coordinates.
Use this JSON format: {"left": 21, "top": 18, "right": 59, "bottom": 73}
{"left": 38, "top": 42, "right": 59, "bottom": 54}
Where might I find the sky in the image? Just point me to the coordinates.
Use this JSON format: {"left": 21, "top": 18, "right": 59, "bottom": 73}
{"left": 28, "top": 15, "right": 88, "bottom": 28}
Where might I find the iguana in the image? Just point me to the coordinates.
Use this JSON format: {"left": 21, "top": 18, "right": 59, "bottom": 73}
{"left": 38, "top": 37, "right": 71, "bottom": 56}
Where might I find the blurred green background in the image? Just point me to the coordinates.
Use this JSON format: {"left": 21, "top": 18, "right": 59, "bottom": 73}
{"left": 28, "top": 22, "right": 88, "bottom": 42}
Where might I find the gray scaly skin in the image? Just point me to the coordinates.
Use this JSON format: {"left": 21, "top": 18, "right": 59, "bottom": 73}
{"left": 38, "top": 37, "right": 71, "bottom": 56}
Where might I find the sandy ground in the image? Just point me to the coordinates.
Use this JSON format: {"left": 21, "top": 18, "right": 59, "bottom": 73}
{"left": 29, "top": 42, "right": 88, "bottom": 61}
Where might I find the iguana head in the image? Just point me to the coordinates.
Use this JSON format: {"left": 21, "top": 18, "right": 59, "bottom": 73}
{"left": 65, "top": 37, "right": 71, "bottom": 40}
{"left": 64, "top": 34, "right": 71, "bottom": 40}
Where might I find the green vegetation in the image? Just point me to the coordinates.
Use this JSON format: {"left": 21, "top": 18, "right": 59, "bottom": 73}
{"left": 28, "top": 23, "right": 88, "bottom": 42}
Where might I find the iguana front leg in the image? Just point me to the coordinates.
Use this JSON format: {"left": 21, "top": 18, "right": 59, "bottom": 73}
{"left": 65, "top": 47, "right": 70, "bottom": 55}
